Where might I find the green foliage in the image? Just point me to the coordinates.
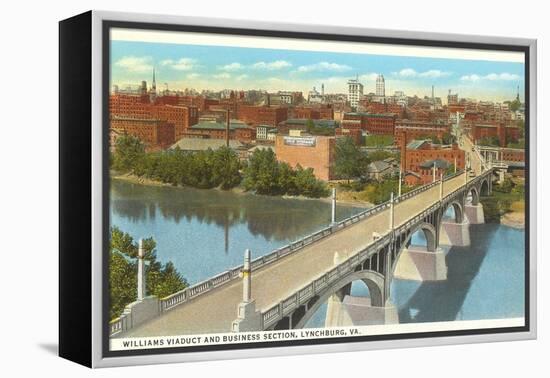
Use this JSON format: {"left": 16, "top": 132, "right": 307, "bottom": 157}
{"left": 508, "top": 98, "right": 522, "bottom": 112}
{"left": 445, "top": 164, "right": 456, "bottom": 176}
{"left": 364, "top": 135, "right": 394, "bottom": 147}
{"left": 109, "top": 226, "right": 188, "bottom": 319}
{"left": 113, "top": 138, "right": 242, "bottom": 190}
{"left": 333, "top": 136, "right": 369, "bottom": 181}
{"left": 478, "top": 136, "right": 501, "bottom": 147}
{"left": 430, "top": 135, "right": 442, "bottom": 144}
{"left": 243, "top": 148, "right": 281, "bottom": 194}
{"left": 494, "top": 177, "right": 514, "bottom": 194}
{"left": 243, "top": 149, "right": 329, "bottom": 197}
{"left": 306, "top": 119, "right": 335, "bottom": 136}
{"left": 112, "top": 134, "right": 329, "bottom": 198}
{"left": 368, "top": 178, "right": 400, "bottom": 204}
{"left": 367, "top": 150, "right": 396, "bottom": 163}
{"left": 442, "top": 132, "right": 456, "bottom": 145}
{"left": 112, "top": 135, "right": 146, "bottom": 172}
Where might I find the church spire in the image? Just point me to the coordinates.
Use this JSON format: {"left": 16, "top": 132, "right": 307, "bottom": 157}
{"left": 152, "top": 67, "right": 156, "bottom": 90}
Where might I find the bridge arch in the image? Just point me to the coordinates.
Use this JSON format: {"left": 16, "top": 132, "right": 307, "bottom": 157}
{"left": 390, "top": 222, "right": 438, "bottom": 278}
{"left": 465, "top": 186, "right": 480, "bottom": 206}
{"left": 278, "top": 270, "right": 386, "bottom": 330}
{"left": 403, "top": 222, "right": 437, "bottom": 252}
{"left": 441, "top": 200, "right": 464, "bottom": 224}
{"left": 480, "top": 179, "right": 490, "bottom": 196}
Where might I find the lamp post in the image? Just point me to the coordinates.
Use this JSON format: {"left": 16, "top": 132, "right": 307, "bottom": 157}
{"left": 242, "top": 249, "right": 251, "bottom": 303}
{"left": 137, "top": 239, "right": 146, "bottom": 301}
{"left": 331, "top": 187, "right": 336, "bottom": 225}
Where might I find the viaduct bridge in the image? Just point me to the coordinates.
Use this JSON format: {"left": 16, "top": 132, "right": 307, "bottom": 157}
{"left": 110, "top": 145, "right": 495, "bottom": 337}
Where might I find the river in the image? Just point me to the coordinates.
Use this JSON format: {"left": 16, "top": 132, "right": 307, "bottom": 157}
{"left": 110, "top": 179, "right": 525, "bottom": 327}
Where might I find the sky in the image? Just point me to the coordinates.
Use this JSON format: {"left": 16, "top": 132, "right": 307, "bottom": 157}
{"left": 110, "top": 32, "right": 525, "bottom": 103}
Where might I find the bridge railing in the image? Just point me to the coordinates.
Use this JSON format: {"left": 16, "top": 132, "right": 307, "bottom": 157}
{"left": 146, "top": 171, "right": 471, "bottom": 319}
{"left": 261, "top": 237, "right": 391, "bottom": 329}
{"left": 112, "top": 170, "right": 475, "bottom": 336}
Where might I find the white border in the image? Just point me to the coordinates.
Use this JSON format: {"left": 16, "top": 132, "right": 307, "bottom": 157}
{"left": 90, "top": 10, "right": 537, "bottom": 368}
{"left": 110, "top": 28, "right": 524, "bottom": 63}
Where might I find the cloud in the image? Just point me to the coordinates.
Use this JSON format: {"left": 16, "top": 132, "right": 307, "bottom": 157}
{"left": 160, "top": 58, "right": 197, "bottom": 71}
{"left": 394, "top": 68, "right": 450, "bottom": 78}
{"left": 460, "top": 72, "right": 521, "bottom": 82}
{"left": 213, "top": 72, "right": 231, "bottom": 79}
{"left": 219, "top": 62, "right": 244, "bottom": 71}
{"left": 297, "top": 62, "right": 352, "bottom": 73}
{"left": 235, "top": 74, "right": 249, "bottom": 81}
{"left": 114, "top": 56, "right": 153, "bottom": 73}
{"left": 252, "top": 60, "right": 292, "bottom": 70}
{"left": 359, "top": 73, "right": 380, "bottom": 81}
{"left": 186, "top": 73, "right": 200, "bottom": 79}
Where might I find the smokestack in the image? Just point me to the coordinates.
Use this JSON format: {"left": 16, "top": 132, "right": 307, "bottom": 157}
{"left": 226, "top": 107, "right": 230, "bottom": 147}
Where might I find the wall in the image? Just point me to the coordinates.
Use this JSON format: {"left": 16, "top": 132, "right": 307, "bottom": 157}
{"left": 275, "top": 135, "right": 335, "bottom": 180}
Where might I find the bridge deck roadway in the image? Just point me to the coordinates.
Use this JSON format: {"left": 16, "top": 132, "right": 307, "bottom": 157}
{"left": 117, "top": 173, "right": 468, "bottom": 337}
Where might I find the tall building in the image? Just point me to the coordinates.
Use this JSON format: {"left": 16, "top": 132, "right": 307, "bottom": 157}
{"left": 347, "top": 77, "right": 364, "bottom": 110}
{"left": 447, "top": 89, "right": 458, "bottom": 105}
{"left": 376, "top": 74, "right": 385, "bottom": 97}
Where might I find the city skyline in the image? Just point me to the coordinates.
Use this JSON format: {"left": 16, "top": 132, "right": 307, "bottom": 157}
{"left": 111, "top": 38, "right": 525, "bottom": 103}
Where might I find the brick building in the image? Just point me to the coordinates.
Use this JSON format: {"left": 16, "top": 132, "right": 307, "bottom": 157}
{"left": 341, "top": 112, "right": 396, "bottom": 135}
{"left": 237, "top": 105, "right": 288, "bottom": 127}
{"left": 291, "top": 105, "right": 334, "bottom": 120}
{"left": 275, "top": 135, "right": 335, "bottom": 181}
{"left": 110, "top": 117, "right": 175, "bottom": 151}
{"left": 394, "top": 120, "right": 450, "bottom": 146}
{"left": 335, "top": 127, "right": 362, "bottom": 145}
{"left": 277, "top": 119, "right": 337, "bottom": 135}
{"left": 400, "top": 139, "right": 465, "bottom": 185}
{"left": 359, "top": 100, "right": 403, "bottom": 115}
{"left": 467, "top": 122, "right": 521, "bottom": 147}
{"left": 182, "top": 121, "right": 256, "bottom": 143}
{"left": 110, "top": 93, "right": 198, "bottom": 140}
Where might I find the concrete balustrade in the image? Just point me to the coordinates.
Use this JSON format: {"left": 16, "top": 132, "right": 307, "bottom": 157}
{"left": 110, "top": 169, "right": 493, "bottom": 336}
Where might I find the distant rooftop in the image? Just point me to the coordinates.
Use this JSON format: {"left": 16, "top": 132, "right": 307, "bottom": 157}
{"left": 170, "top": 138, "right": 245, "bottom": 151}
{"left": 281, "top": 119, "right": 337, "bottom": 127}
{"left": 190, "top": 120, "right": 251, "bottom": 130}
{"left": 406, "top": 140, "right": 430, "bottom": 150}
{"left": 367, "top": 160, "right": 391, "bottom": 173}
{"left": 419, "top": 159, "right": 450, "bottom": 169}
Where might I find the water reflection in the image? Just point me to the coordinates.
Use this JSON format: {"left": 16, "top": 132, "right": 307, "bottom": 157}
{"left": 305, "top": 223, "right": 525, "bottom": 326}
{"left": 110, "top": 179, "right": 364, "bottom": 283}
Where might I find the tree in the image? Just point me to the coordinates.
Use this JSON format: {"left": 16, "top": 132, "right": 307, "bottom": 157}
{"left": 109, "top": 226, "right": 187, "bottom": 319}
{"left": 112, "top": 135, "right": 146, "bottom": 172}
{"left": 333, "top": 136, "right": 369, "bottom": 181}
{"left": 478, "top": 136, "right": 500, "bottom": 147}
{"left": 442, "top": 132, "right": 456, "bottom": 145}
{"left": 212, "top": 146, "right": 242, "bottom": 190}
{"left": 243, "top": 148, "right": 281, "bottom": 195}
{"left": 445, "top": 164, "right": 456, "bottom": 176}
{"left": 278, "top": 162, "right": 297, "bottom": 195}
{"left": 294, "top": 165, "right": 329, "bottom": 198}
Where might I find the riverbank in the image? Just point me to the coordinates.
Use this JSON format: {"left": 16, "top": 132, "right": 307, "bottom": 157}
{"left": 111, "top": 172, "right": 372, "bottom": 208}
{"left": 500, "top": 200, "right": 525, "bottom": 229}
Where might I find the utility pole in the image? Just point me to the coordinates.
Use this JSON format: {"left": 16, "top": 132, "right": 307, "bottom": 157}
{"left": 398, "top": 168, "right": 402, "bottom": 197}
{"left": 439, "top": 173, "right": 444, "bottom": 200}
{"left": 389, "top": 192, "right": 394, "bottom": 231}
{"left": 225, "top": 107, "right": 230, "bottom": 147}
{"left": 331, "top": 188, "right": 336, "bottom": 225}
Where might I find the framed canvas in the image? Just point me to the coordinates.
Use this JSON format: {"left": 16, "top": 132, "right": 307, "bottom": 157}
{"left": 59, "top": 10, "right": 537, "bottom": 368}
